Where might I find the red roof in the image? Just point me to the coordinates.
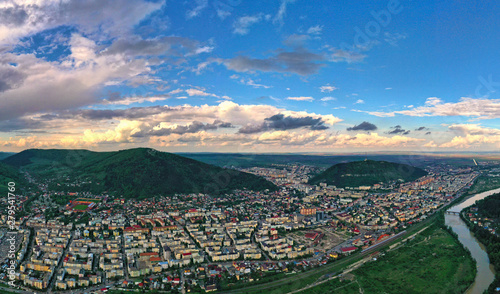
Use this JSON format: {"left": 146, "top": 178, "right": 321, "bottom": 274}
{"left": 377, "top": 234, "right": 390, "bottom": 241}
{"left": 304, "top": 232, "right": 319, "bottom": 239}
{"left": 341, "top": 246, "right": 357, "bottom": 252}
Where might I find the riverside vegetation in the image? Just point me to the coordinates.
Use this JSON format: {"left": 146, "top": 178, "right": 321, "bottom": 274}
{"left": 300, "top": 215, "right": 476, "bottom": 294}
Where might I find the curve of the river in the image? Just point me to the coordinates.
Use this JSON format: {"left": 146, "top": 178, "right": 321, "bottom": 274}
{"left": 445, "top": 187, "right": 500, "bottom": 294}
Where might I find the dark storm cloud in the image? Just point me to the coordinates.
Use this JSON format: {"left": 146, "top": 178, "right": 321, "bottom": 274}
{"left": 0, "top": 65, "right": 26, "bottom": 92}
{"left": 238, "top": 114, "right": 329, "bottom": 134}
{"left": 266, "top": 114, "right": 328, "bottom": 130}
{"left": 0, "top": 118, "right": 46, "bottom": 132}
{"left": 238, "top": 123, "right": 268, "bottom": 134}
{"left": 0, "top": 5, "right": 29, "bottom": 27}
{"left": 388, "top": 125, "right": 410, "bottom": 135}
{"left": 222, "top": 48, "right": 325, "bottom": 76}
{"left": 74, "top": 106, "right": 169, "bottom": 120}
{"left": 133, "top": 120, "right": 233, "bottom": 137}
{"left": 415, "top": 126, "right": 429, "bottom": 131}
{"left": 425, "top": 131, "right": 431, "bottom": 135}
{"left": 347, "top": 121, "right": 378, "bottom": 131}
{"left": 101, "top": 36, "right": 198, "bottom": 57}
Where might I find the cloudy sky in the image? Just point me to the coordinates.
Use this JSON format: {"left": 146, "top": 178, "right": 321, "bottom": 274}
{"left": 1, "top": 0, "right": 500, "bottom": 153}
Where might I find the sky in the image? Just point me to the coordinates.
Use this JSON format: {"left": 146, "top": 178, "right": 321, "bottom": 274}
{"left": 1, "top": 0, "right": 500, "bottom": 153}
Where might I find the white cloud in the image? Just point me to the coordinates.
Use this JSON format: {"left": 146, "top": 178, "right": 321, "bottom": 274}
{"left": 194, "top": 46, "right": 214, "bottom": 55}
{"left": 287, "top": 96, "right": 314, "bottom": 102}
{"left": 216, "top": 9, "right": 231, "bottom": 20}
{"left": 233, "top": 14, "right": 264, "bottom": 35}
{"left": 273, "top": 0, "right": 296, "bottom": 27}
{"left": 321, "top": 97, "right": 336, "bottom": 102}
{"left": 329, "top": 48, "right": 367, "bottom": 63}
{"left": 185, "top": 88, "right": 218, "bottom": 97}
{"left": 448, "top": 124, "right": 500, "bottom": 136}
{"left": 0, "top": 0, "right": 163, "bottom": 44}
{"left": 168, "top": 89, "right": 184, "bottom": 95}
{"left": 103, "top": 96, "right": 169, "bottom": 105}
{"left": 355, "top": 99, "right": 365, "bottom": 104}
{"left": 239, "top": 78, "right": 272, "bottom": 89}
{"left": 320, "top": 85, "right": 337, "bottom": 92}
{"left": 362, "top": 97, "right": 500, "bottom": 119}
{"left": 186, "top": 0, "right": 208, "bottom": 19}
{"left": 307, "top": 25, "right": 323, "bottom": 35}
{"left": 82, "top": 120, "right": 144, "bottom": 144}
{"left": 0, "top": 36, "right": 152, "bottom": 121}
{"left": 439, "top": 134, "right": 500, "bottom": 149}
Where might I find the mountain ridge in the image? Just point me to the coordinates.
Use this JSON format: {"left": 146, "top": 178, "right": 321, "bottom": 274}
{"left": 2, "top": 148, "right": 277, "bottom": 198}
{"left": 308, "top": 160, "right": 428, "bottom": 188}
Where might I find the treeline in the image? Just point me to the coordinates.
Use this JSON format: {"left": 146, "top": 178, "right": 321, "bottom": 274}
{"left": 475, "top": 192, "right": 500, "bottom": 218}
{"left": 463, "top": 192, "right": 500, "bottom": 293}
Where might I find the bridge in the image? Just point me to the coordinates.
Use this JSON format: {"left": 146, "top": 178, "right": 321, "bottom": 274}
{"left": 445, "top": 211, "right": 460, "bottom": 215}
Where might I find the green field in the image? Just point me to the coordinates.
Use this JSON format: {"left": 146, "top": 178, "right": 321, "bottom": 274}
{"left": 73, "top": 204, "right": 90, "bottom": 210}
{"left": 468, "top": 174, "right": 500, "bottom": 195}
{"left": 300, "top": 225, "right": 475, "bottom": 294}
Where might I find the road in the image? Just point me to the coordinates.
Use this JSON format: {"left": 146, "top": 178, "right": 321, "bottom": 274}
{"left": 1, "top": 177, "right": 475, "bottom": 294}
{"left": 218, "top": 213, "right": 441, "bottom": 294}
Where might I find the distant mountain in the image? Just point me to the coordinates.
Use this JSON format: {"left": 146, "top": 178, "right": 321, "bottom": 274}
{"left": 308, "top": 160, "right": 428, "bottom": 188}
{"left": 179, "top": 153, "right": 477, "bottom": 168}
{"left": 3, "top": 148, "right": 277, "bottom": 198}
{"left": 0, "top": 152, "right": 15, "bottom": 160}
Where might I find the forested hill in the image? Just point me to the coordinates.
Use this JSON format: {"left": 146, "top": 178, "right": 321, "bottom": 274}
{"left": 2, "top": 148, "right": 277, "bottom": 198}
{"left": 309, "top": 160, "right": 427, "bottom": 188}
{"left": 0, "top": 161, "right": 28, "bottom": 194}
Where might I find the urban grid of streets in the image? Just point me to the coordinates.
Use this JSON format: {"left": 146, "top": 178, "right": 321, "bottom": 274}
{"left": 0, "top": 161, "right": 494, "bottom": 294}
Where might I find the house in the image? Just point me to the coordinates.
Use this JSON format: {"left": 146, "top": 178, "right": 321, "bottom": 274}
{"left": 340, "top": 246, "right": 357, "bottom": 254}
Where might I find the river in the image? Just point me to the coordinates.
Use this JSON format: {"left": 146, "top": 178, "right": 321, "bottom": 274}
{"left": 445, "top": 187, "right": 500, "bottom": 294}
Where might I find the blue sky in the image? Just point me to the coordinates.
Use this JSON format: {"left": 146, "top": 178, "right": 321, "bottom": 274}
{"left": 1, "top": 0, "right": 500, "bottom": 152}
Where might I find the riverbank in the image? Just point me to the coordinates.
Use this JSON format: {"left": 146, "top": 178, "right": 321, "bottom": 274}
{"left": 444, "top": 188, "right": 500, "bottom": 294}
{"left": 298, "top": 221, "right": 475, "bottom": 294}
{"left": 460, "top": 192, "right": 500, "bottom": 293}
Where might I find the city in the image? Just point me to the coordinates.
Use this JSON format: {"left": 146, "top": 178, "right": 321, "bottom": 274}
{"left": 1, "top": 1, "right": 500, "bottom": 293}
{"left": 1, "top": 154, "right": 496, "bottom": 293}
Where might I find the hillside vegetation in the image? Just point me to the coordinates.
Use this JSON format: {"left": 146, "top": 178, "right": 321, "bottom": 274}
{"left": 300, "top": 225, "right": 475, "bottom": 294}
{"left": 0, "top": 162, "right": 28, "bottom": 194}
{"left": 2, "top": 148, "right": 277, "bottom": 198}
{"left": 309, "top": 160, "right": 427, "bottom": 188}
{"left": 466, "top": 193, "right": 500, "bottom": 293}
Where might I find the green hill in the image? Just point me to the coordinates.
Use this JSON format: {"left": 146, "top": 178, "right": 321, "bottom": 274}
{"left": 2, "top": 148, "right": 277, "bottom": 198}
{"left": 308, "top": 160, "right": 427, "bottom": 188}
{"left": 0, "top": 161, "right": 28, "bottom": 195}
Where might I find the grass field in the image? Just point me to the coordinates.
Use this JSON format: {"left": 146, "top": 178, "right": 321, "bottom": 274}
{"left": 299, "top": 225, "right": 475, "bottom": 294}
{"left": 468, "top": 174, "right": 500, "bottom": 195}
{"left": 73, "top": 204, "right": 90, "bottom": 210}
